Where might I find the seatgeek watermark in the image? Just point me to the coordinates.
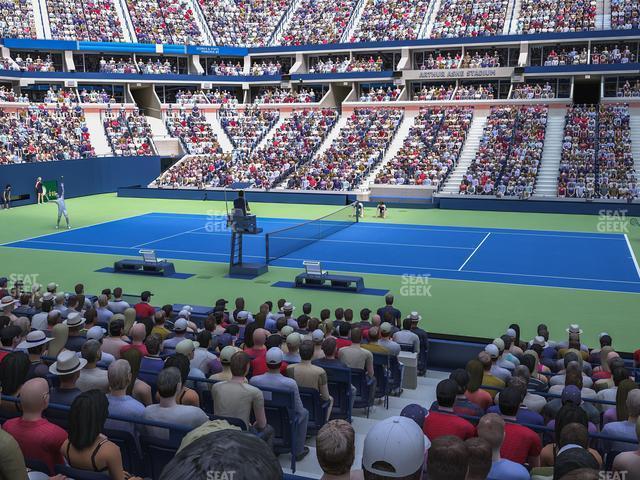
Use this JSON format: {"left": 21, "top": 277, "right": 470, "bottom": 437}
{"left": 205, "top": 210, "right": 229, "bottom": 233}
{"left": 596, "top": 209, "right": 639, "bottom": 233}
{"left": 206, "top": 472, "right": 236, "bottom": 480}
{"left": 8, "top": 273, "right": 40, "bottom": 292}
{"left": 600, "top": 471, "right": 627, "bottom": 480}
{"left": 399, "top": 274, "right": 432, "bottom": 297}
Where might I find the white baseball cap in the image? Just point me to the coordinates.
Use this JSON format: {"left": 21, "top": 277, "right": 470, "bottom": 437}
{"left": 266, "top": 347, "right": 283, "bottom": 365}
{"left": 86, "top": 326, "right": 107, "bottom": 341}
{"left": 174, "top": 318, "right": 188, "bottom": 332}
{"left": 311, "top": 329, "right": 324, "bottom": 343}
{"left": 484, "top": 344, "right": 499, "bottom": 359}
{"left": 362, "top": 416, "right": 429, "bottom": 477}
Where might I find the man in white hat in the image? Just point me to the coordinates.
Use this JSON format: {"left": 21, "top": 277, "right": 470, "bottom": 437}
{"left": 85, "top": 326, "right": 115, "bottom": 366}
{"left": 18, "top": 330, "right": 53, "bottom": 379}
{"left": 485, "top": 344, "right": 511, "bottom": 383}
{"left": 283, "top": 302, "right": 299, "bottom": 329}
{"left": 0, "top": 295, "right": 18, "bottom": 323}
{"left": 63, "top": 312, "right": 86, "bottom": 352}
{"left": 175, "top": 339, "right": 207, "bottom": 381}
{"left": 282, "top": 332, "right": 302, "bottom": 364}
{"left": 393, "top": 315, "right": 420, "bottom": 353}
{"left": 378, "top": 322, "right": 401, "bottom": 356}
{"left": 209, "top": 345, "right": 241, "bottom": 382}
{"left": 161, "top": 318, "right": 190, "bottom": 354}
{"left": 363, "top": 415, "right": 429, "bottom": 479}
{"left": 250, "top": 347, "right": 310, "bottom": 460}
{"left": 49, "top": 350, "right": 87, "bottom": 405}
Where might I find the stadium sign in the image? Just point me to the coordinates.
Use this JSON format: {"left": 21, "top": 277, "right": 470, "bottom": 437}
{"left": 405, "top": 67, "right": 514, "bottom": 80}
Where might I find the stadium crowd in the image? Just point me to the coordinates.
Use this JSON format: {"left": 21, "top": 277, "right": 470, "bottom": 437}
{"left": 253, "top": 88, "right": 318, "bottom": 104}
{"left": 209, "top": 60, "right": 244, "bottom": 76}
{"left": 102, "top": 106, "right": 154, "bottom": 156}
{"left": 126, "top": 0, "right": 204, "bottom": 45}
{"left": 205, "top": 89, "right": 239, "bottom": 105}
{"left": 0, "top": 0, "right": 37, "bottom": 39}
{"left": 279, "top": 0, "right": 358, "bottom": 46}
{"left": 285, "top": 107, "right": 403, "bottom": 190}
{"left": 198, "top": 0, "right": 289, "bottom": 47}
{"left": 11, "top": 54, "right": 56, "bottom": 72}
{"left": 155, "top": 152, "right": 232, "bottom": 188}
{"left": 516, "top": 0, "right": 596, "bottom": 33}
{"left": 250, "top": 61, "right": 282, "bottom": 76}
{"left": 591, "top": 44, "right": 636, "bottom": 64}
{"left": 175, "top": 89, "right": 209, "bottom": 105}
{"left": 348, "top": 0, "right": 431, "bottom": 43}
{"left": 0, "top": 104, "right": 94, "bottom": 164}
{"left": 459, "top": 105, "right": 548, "bottom": 196}
{"left": 0, "top": 86, "right": 29, "bottom": 103}
{"left": 429, "top": 0, "right": 509, "bottom": 38}
{"left": 79, "top": 89, "right": 115, "bottom": 104}
{"left": 46, "top": 0, "right": 125, "bottom": 42}
{"left": 0, "top": 280, "right": 638, "bottom": 480}
{"left": 558, "top": 104, "right": 597, "bottom": 198}
{"left": 418, "top": 52, "right": 462, "bottom": 70}
{"left": 359, "top": 86, "right": 402, "bottom": 102}
{"left": 611, "top": 0, "right": 640, "bottom": 29}
{"left": 412, "top": 85, "right": 455, "bottom": 101}
{"left": 375, "top": 107, "right": 473, "bottom": 187}
{"left": 138, "top": 58, "right": 175, "bottom": 75}
{"left": 218, "top": 105, "right": 279, "bottom": 156}
{"left": 617, "top": 80, "right": 640, "bottom": 97}
{"left": 309, "top": 56, "right": 385, "bottom": 74}
{"left": 454, "top": 84, "right": 496, "bottom": 100}
{"left": 164, "top": 105, "right": 221, "bottom": 155}
{"left": 544, "top": 47, "right": 589, "bottom": 66}
{"left": 511, "top": 82, "right": 556, "bottom": 99}
{"left": 98, "top": 57, "right": 138, "bottom": 74}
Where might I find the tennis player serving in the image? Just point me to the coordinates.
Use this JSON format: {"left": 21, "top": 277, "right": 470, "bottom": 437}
{"left": 54, "top": 177, "right": 70, "bottom": 229}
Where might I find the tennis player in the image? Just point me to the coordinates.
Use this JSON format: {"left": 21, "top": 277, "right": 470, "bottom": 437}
{"left": 2, "top": 184, "right": 10, "bottom": 210}
{"left": 53, "top": 177, "right": 70, "bottom": 229}
{"left": 377, "top": 201, "right": 387, "bottom": 218}
{"left": 35, "top": 177, "right": 43, "bottom": 204}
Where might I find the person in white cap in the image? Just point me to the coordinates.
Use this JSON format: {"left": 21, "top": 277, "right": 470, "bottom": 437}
{"left": 393, "top": 315, "right": 420, "bottom": 353}
{"left": 283, "top": 332, "right": 302, "bottom": 364}
{"left": 362, "top": 415, "right": 429, "bottom": 479}
{"left": 85, "top": 326, "right": 115, "bottom": 366}
{"left": 209, "top": 346, "right": 241, "bottom": 382}
{"left": 378, "top": 322, "right": 401, "bottom": 356}
{"left": 282, "top": 302, "right": 299, "bottom": 329}
{"left": 311, "top": 329, "right": 325, "bottom": 360}
{"left": 17, "top": 330, "right": 53, "bottom": 379}
{"left": 161, "top": 318, "right": 190, "bottom": 354}
{"left": 484, "top": 344, "right": 511, "bottom": 383}
{"left": 49, "top": 350, "right": 87, "bottom": 405}
{"left": 250, "top": 347, "right": 310, "bottom": 460}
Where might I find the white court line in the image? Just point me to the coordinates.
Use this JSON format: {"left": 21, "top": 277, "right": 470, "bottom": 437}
{"left": 133, "top": 227, "right": 206, "bottom": 249}
{"left": 187, "top": 231, "right": 475, "bottom": 250}
{"left": 1, "top": 212, "right": 152, "bottom": 246}
{"left": 458, "top": 233, "right": 491, "bottom": 271}
{"left": 143, "top": 212, "right": 624, "bottom": 240}
{"left": 624, "top": 234, "right": 640, "bottom": 279}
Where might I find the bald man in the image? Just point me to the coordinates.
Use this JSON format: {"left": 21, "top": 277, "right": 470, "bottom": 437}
{"left": 2, "top": 378, "right": 68, "bottom": 473}
{"left": 120, "top": 323, "right": 149, "bottom": 357}
{"left": 477, "top": 413, "right": 529, "bottom": 480}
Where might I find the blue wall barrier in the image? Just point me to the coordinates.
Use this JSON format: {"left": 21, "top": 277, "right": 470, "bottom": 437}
{"left": 118, "top": 186, "right": 356, "bottom": 205}
{"left": 437, "top": 196, "right": 640, "bottom": 215}
{"left": 1, "top": 156, "right": 161, "bottom": 206}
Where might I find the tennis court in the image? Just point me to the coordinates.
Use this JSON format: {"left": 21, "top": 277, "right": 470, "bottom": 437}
{"left": 4, "top": 209, "right": 640, "bottom": 294}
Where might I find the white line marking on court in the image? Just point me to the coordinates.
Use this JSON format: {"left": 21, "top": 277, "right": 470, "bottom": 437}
{"left": 132, "top": 227, "right": 205, "bottom": 249}
{"left": 0, "top": 212, "right": 152, "bottom": 247}
{"left": 458, "top": 233, "right": 491, "bottom": 271}
{"left": 624, "top": 234, "right": 640, "bottom": 279}
{"left": 187, "top": 231, "right": 475, "bottom": 250}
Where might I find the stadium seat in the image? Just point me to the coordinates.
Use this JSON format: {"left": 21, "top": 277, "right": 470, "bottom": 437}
{"left": 25, "top": 458, "right": 51, "bottom": 475}
{"left": 350, "top": 368, "right": 375, "bottom": 417}
{"left": 259, "top": 386, "right": 298, "bottom": 472}
{"left": 104, "top": 427, "right": 145, "bottom": 476}
{"left": 372, "top": 353, "right": 391, "bottom": 409}
{"left": 323, "top": 366, "right": 353, "bottom": 422}
{"left": 55, "top": 464, "right": 110, "bottom": 480}
{"left": 139, "top": 434, "right": 181, "bottom": 480}
{"left": 298, "top": 386, "right": 331, "bottom": 434}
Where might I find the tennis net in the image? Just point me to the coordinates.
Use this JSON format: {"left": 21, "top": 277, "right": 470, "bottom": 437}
{"left": 265, "top": 202, "right": 359, "bottom": 263}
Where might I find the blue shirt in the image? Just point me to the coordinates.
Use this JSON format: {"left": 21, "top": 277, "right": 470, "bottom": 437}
{"left": 487, "top": 405, "right": 544, "bottom": 426}
{"left": 601, "top": 420, "right": 638, "bottom": 452}
{"left": 487, "top": 459, "right": 530, "bottom": 480}
{"left": 106, "top": 394, "right": 145, "bottom": 434}
{"left": 249, "top": 372, "right": 306, "bottom": 418}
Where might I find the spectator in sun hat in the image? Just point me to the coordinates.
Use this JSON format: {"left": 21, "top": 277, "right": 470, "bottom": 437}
{"left": 393, "top": 315, "right": 420, "bottom": 353}
{"left": 282, "top": 302, "right": 299, "bottom": 329}
{"left": 364, "top": 415, "right": 429, "bottom": 480}
{"left": 558, "top": 324, "right": 588, "bottom": 352}
{"left": 18, "top": 330, "right": 53, "bottom": 380}
{"left": 49, "top": 350, "right": 87, "bottom": 405}
{"left": 63, "top": 312, "right": 87, "bottom": 352}
{"left": 134, "top": 291, "right": 155, "bottom": 319}
{"left": 1, "top": 295, "right": 18, "bottom": 322}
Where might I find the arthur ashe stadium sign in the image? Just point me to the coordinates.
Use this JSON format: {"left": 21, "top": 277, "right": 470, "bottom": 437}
{"left": 405, "top": 67, "right": 514, "bottom": 80}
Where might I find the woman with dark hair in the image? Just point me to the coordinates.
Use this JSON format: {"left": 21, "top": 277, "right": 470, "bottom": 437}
{"left": 0, "top": 352, "right": 30, "bottom": 413}
{"left": 603, "top": 379, "right": 639, "bottom": 425}
{"left": 540, "top": 403, "right": 602, "bottom": 467}
{"left": 465, "top": 359, "right": 492, "bottom": 410}
{"left": 508, "top": 323, "right": 527, "bottom": 352}
{"left": 163, "top": 354, "right": 199, "bottom": 407}
{"left": 242, "top": 322, "right": 259, "bottom": 350}
{"left": 60, "top": 390, "right": 142, "bottom": 480}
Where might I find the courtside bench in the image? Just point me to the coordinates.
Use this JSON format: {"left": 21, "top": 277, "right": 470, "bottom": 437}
{"left": 114, "top": 249, "right": 176, "bottom": 277}
{"left": 295, "top": 261, "right": 365, "bottom": 292}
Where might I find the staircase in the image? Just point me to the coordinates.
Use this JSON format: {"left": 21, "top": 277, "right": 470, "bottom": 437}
{"left": 533, "top": 107, "right": 566, "bottom": 197}
{"left": 441, "top": 110, "right": 489, "bottom": 193}
{"left": 597, "top": 0, "right": 610, "bottom": 29}
{"left": 189, "top": 0, "right": 215, "bottom": 44}
{"left": 340, "top": 0, "right": 370, "bottom": 42}
{"left": 505, "top": 0, "right": 522, "bottom": 34}
{"left": 204, "top": 110, "right": 234, "bottom": 153}
{"left": 360, "top": 111, "right": 419, "bottom": 188}
{"left": 35, "top": 0, "right": 52, "bottom": 38}
{"left": 145, "top": 114, "right": 184, "bottom": 156}
{"left": 421, "top": 0, "right": 443, "bottom": 38}
{"left": 85, "top": 111, "right": 113, "bottom": 156}
{"left": 253, "top": 112, "right": 292, "bottom": 151}
{"left": 311, "top": 113, "right": 349, "bottom": 159}
{"left": 114, "top": 0, "right": 137, "bottom": 42}
{"left": 629, "top": 107, "right": 640, "bottom": 174}
{"left": 269, "top": 0, "right": 304, "bottom": 46}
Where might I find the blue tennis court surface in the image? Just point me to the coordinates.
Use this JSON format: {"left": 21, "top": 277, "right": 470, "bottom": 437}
{"left": 4, "top": 212, "right": 640, "bottom": 293}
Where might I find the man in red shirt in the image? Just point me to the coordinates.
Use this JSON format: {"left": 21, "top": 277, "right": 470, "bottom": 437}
{"left": 2, "top": 377, "right": 67, "bottom": 474}
{"left": 498, "top": 387, "right": 541, "bottom": 466}
{"left": 134, "top": 291, "right": 155, "bottom": 319}
{"left": 335, "top": 323, "right": 353, "bottom": 351}
{"left": 424, "top": 379, "right": 476, "bottom": 441}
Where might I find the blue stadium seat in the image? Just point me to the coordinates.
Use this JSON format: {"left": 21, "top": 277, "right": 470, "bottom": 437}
{"left": 55, "top": 464, "right": 110, "bottom": 480}
{"left": 139, "top": 434, "right": 180, "bottom": 480}
{"left": 258, "top": 386, "right": 298, "bottom": 472}
{"left": 388, "top": 355, "right": 404, "bottom": 395}
{"left": 25, "top": 458, "right": 51, "bottom": 475}
{"left": 372, "top": 353, "right": 391, "bottom": 409}
{"left": 298, "top": 386, "right": 330, "bottom": 434}
{"left": 104, "top": 427, "right": 145, "bottom": 476}
{"left": 323, "top": 366, "right": 353, "bottom": 422}
{"left": 350, "top": 368, "right": 374, "bottom": 417}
